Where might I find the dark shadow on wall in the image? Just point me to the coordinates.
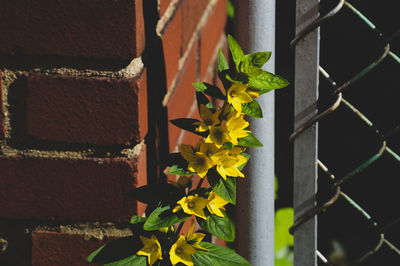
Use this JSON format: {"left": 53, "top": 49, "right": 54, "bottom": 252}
{"left": 142, "top": 0, "right": 170, "bottom": 185}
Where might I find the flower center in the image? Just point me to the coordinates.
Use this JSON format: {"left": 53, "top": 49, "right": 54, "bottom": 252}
{"left": 195, "top": 156, "right": 205, "bottom": 165}
{"left": 151, "top": 244, "right": 159, "bottom": 252}
{"left": 214, "top": 129, "right": 223, "bottom": 140}
{"left": 230, "top": 90, "right": 238, "bottom": 97}
{"left": 188, "top": 202, "right": 195, "bottom": 209}
{"left": 176, "top": 247, "right": 183, "bottom": 255}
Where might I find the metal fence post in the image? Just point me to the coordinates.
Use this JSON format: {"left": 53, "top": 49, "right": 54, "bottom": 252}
{"left": 235, "top": 1, "right": 275, "bottom": 265}
{"left": 293, "top": 0, "right": 319, "bottom": 265}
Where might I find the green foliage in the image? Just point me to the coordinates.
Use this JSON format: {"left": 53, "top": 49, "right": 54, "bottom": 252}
{"left": 168, "top": 164, "right": 196, "bottom": 176}
{"left": 228, "top": 35, "right": 245, "bottom": 72}
{"left": 130, "top": 216, "right": 147, "bottom": 225}
{"left": 227, "top": 34, "right": 289, "bottom": 92}
{"left": 237, "top": 153, "right": 250, "bottom": 171}
{"left": 247, "top": 70, "right": 289, "bottom": 92}
{"left": 275, "top": 208, "right": 294, "bottom": 252}
{"left": 197, "top": 211, "right": 235, "bottom": 242}
{"left": 274, "top": 177, "right": 294, "bottom": 266}
{"left": 241, "top": 100, "right": 263, "bottom": 118}
{"left": 208, "top": 169, "right": 237, "bottom": 204}
{"left": 192, "top": 242, "right": 250, "bottom": 266}
{"left": 237, "top": 133, "right": 263, "bottom": 147}
{"left": 240, "top": 52, "right": 272, "bottom": 72}
{"left": 144, "top": 205, "right": 190, "bottom": 231}
{"left": 87, "top": 237, "right": 143, "bottom": 265}
{"left": 170, "top": 118, "right": 208, "bottom": 137}
{"left": 193, "top": 82, "right": 226, "bottom": 100}
{"left": 88, "top": 34, "right": 289, "bottom": 266}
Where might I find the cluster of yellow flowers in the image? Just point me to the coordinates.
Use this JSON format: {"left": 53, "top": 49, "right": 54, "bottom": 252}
{"left": 134, "top": 82, "right": 259, "bottom": 266}
{"left": 136, "top": 222, "right": 206, "bottom": 266}
{"left": 88, "top": 34, "right": 286, "bottom": 266}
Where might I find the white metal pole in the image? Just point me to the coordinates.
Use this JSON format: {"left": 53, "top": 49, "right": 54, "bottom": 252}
{"left": 235, "top": 1, "right": 275, "bottom": 265}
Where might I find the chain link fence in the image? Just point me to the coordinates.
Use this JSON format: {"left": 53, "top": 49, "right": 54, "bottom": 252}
{"left": 291, "top": 0, "right": 400, "bottom": 265}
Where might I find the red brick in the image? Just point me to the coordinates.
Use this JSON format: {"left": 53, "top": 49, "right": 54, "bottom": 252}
{"left": 159, "top": 0, "right": 172, "bottom": 17}
{"left": 167, "top": 43, "right": 198, "bottom": 152}
{"left": 0, "top": 153, "right": 146, "bottom": 222}
{"left": 200, "top": 0, "right": 227, "bottom": 78}
{"left": 31, "top": 231, "right": 113, "bottom": 266}
{"left": 0, "top": 70, "right": 5, "bottom": 138}
{"left": 0, "top": 0, "right": 144, "bottom": 60}
{"left": 25, "top": 72, "right": 147, "bottom": 146}
{"left": 162, "top": 8, "right": 182, "bottom": 89}
{"left": 181, "top": 0, "right": 209, "bottom": 53}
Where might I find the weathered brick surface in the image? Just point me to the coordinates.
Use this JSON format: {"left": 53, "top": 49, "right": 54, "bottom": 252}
{"left": 200, "top": 0, "right": 227, "bottom": 78}
{"left": 167, "top": 43, "right": 198, "bottom": 152}
{"left": 0, "top": 0, "right": 145, "bottom": 60}
{"left": 0, "top": 153, "right": 146, "bottom": 222}
{"left": 31, "top": 231, "right": 112, "bottom": 266}
{"left": 162, "top": 8, "right": 182, "bottom": 89}
{"left": 159, "top": 0, "right": 172, "bottom": 17}
{"left": 25, "top": 72, "right": 147, "bottom": 146}
{"left": 0, "top": 70, "right": 4, "bottom": 138}
{"left": 181, "top": 0, "right": 210, "bottom": 52}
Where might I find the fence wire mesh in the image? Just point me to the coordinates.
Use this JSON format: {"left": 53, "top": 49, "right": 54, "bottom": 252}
{"left": 291, "top": 1, "right": 400, "bottom": 265}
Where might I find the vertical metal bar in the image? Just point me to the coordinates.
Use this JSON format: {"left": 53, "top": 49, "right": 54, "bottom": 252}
{"left": 235, "top": 1, "right": 275, "bottom": 265}
{"left": 293, "top": 1, "right": 319, "bottom": 265}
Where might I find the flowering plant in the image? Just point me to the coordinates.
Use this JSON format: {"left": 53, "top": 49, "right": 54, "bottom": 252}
{"left": 87, "top": 35, "right": 288, "bottom": 266}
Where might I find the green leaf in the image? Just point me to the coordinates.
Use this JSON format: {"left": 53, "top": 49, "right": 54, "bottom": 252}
{"left": 240, "top": 52, "right": 272, "bottom": 72}
{"left": 170, "top": 118, "right": 208, "bottom": 137}
{"left": 228, "top": 34, "right": 245, "bottom": 71}
{"left": 130, "top": 216, "right": 147, "bottom": 225}
{"left": 192, "top": 82, "right": 226, "bottom": 100}
{"left": 275, "top": 246, "right": 293, "bottom": 266}
{"left": 217, "top": 49, "right": 232, "bottom": 92}
{"left": 241, "top": 100, "right": 263, "bottom": 118}
{"left": 237, "top": 153, "right": 250, "bottom": 171}
{"left": 168, "top": 164, "right": 196, "bottom": 176}
{"left": 275, "top": 257, "right": 293, "bottom": 266}
{"left": 197, "top": 211, "right": 235, "bottom": 242}
{"left": 144, "top": 205, "right": 190, "bottom": 231}
{"left": 104, "top": 254, "right": 147, "bottom": 266}
{"left": 217, "top": 48, "right": 229, "bottom": 72}
{"left": 237, "top": 133, "right": 263, "bottom": 147}
{"left": 192, "top": 242, "right": 250, "bottom": 266}
{"left": 196, "top": 91, "right": 212, "bottom": 111}
{"left": 248, "top": 70, "right": 289, "bottom": 90}
{"left": 275, "top": 208, "right": 294, "bottom": 252}
{"left": 87, "top": 237, "right": 142, "bottom": 265}
{"left": 207, "top": 169, "right": 236, "bottom": 204}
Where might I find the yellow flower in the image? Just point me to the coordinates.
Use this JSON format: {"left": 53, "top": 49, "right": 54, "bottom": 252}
{"left": 211, "top": 149, "right": 246, "bottom": 179}
{"left": 207, "top": 191, "right": 229, "bottom": 217}
{"left": 180, "top": 144, "right": 214, "bottom": 178}
{"left": 226, "top": 111, "right": 251, "bottom": 145}
{"left": 193, "top": 104, "right": 221, "bottom": 132}
{"left": 227, "top": 84, "right": 260, "bottom": 115}
{"left": 136, "top": 235, "right": 163, "bottom": 265}
{"left": 227, "top": 84, "right": 253, "bottom": 114}
{"left": 187, "top": 220, "right": 207, "bottom": 250}
{"left": 198, "top": 140, "right": 220, "bottom": 159}
{"left": 173, "top": 194, "right": 209, "bottom": 220}
{"left": 169, "top": 221, "right": 208, "bottom": 266}
{"left": 169, "top": 235, "right": 196, "bottom": 266}
{"left": 205, "top": 125, "right": 230, "bottom": 148}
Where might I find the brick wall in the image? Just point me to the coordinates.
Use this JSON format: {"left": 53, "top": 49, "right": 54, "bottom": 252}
{"left": 0, "top": 0, "right": 226, "bottom": 265}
